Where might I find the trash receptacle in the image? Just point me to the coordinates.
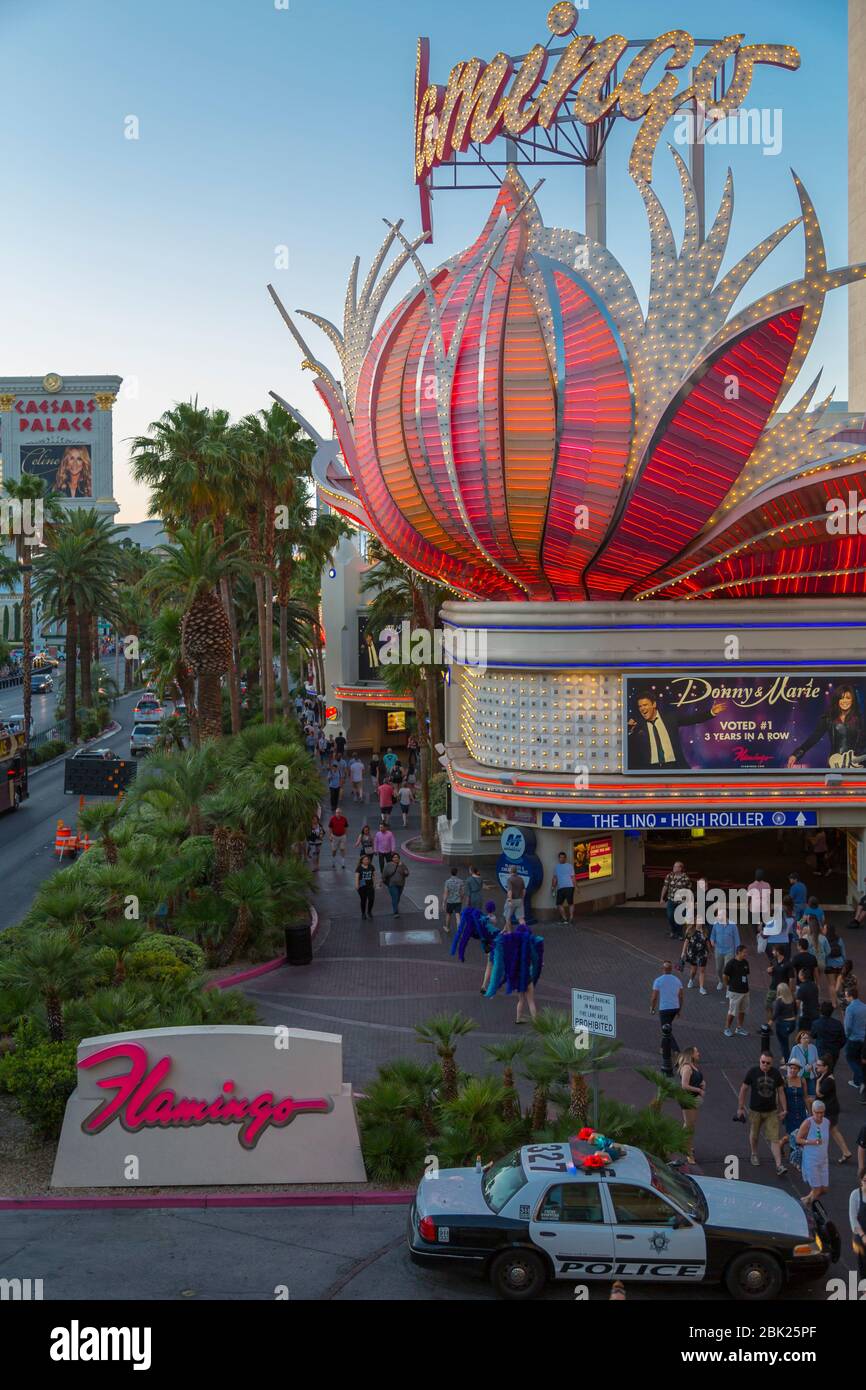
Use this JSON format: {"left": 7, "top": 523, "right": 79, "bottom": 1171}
{"left": 285, "top": 920, "right": 313, "bottom": 966}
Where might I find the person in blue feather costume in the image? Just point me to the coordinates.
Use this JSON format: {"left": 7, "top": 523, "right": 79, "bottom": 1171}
{"left": 485, "top": 916, "right": 544, "bottom": 1023}
{"left": 451, "top": 900, "right": 500, "bottom": 993}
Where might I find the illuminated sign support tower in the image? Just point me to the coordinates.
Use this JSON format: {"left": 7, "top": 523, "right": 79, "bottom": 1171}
{"left": 414, "top": 3, "right": 800, "bottom": 243}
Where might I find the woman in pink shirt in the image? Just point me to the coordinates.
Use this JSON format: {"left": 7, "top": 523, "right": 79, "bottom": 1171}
{"left": 374, "top": 822, "right": 396, "bottom": 876}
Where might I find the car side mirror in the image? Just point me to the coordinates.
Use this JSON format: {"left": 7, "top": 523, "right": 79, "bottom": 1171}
{"left": 674, "top": 1215, "right": 692, "bottom": 1229}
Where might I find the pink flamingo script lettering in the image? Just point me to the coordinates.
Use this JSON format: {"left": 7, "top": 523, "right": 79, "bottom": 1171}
{"left": 79, "top": 1042, "right": 333, "bottom": 1149}
{"left": 732, "top": 746, "right": 774, "bottom": 766}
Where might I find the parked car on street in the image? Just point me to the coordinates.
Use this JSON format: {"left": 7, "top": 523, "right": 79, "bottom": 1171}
{"left": 408, "top": 1136, "right": 839, "bottom": 1301}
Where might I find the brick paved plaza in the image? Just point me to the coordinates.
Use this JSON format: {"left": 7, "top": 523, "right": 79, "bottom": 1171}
{"left": 243, "top": 764, "right": 866, "bottom": 1280}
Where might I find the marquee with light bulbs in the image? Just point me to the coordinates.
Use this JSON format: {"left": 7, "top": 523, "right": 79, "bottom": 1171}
{"left": 273, "top": 153, "right": 866, "bottom": 603}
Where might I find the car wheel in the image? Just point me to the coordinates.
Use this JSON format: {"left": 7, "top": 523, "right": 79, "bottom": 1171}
{"left": 489, "top": 1248, "right": 548, "bottom": 1300}
{"left": 724, "top": 1250, "right": 783, "bottom": 1300}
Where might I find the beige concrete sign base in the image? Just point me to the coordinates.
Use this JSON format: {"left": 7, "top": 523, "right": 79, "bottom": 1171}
{"left": 51, "top": 1026, "right": 367, "bottom": 1188}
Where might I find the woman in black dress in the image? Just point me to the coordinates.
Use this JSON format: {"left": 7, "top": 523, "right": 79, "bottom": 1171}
{"left": 788, "top": 682, "right": 864, "bottom": 768}
{"left": 677, "top": 1046, "right": 705, "bottom": 1164}
{"left": 814, "top": 1055, "right": 853, "bottom": 1163}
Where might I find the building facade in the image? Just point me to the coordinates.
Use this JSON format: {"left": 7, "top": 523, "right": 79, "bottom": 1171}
{"left": 281, "top": 12, "right": 866, "bottom": 913}
{"left": 0, "top": 373, "right": 122, "bottom": 645}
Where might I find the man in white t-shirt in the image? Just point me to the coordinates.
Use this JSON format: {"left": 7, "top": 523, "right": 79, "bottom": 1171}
{"left": 650, "top": 960, "right": 683, "bottom": 1051}
{"left": 348, "top": 756, "right": 365, "bottom": 802}
{"left": 551, "top": 851, "right": 576, "bottom": 923}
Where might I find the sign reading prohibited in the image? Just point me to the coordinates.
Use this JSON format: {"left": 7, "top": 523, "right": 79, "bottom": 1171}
{"left": 571, "top": 989, "right": 617, "bottom": 1038}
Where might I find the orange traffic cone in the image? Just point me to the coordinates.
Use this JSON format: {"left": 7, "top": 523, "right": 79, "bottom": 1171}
{"left": 76, "top": 831, "right": 93, "bottom": 853}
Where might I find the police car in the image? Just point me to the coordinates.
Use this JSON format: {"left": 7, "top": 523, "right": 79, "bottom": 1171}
{"left": 408, "top": 1134, "right": 838, "bottom": 1300}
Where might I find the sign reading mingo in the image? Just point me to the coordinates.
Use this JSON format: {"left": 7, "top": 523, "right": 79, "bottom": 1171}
{"left": 52, "top": 1026, "right": 366, "bottom": 1187}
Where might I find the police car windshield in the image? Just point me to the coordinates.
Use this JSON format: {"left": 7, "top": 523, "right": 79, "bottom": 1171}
{"left": 647, "top": 1154, "right": 705, "bottom": 1221}
{"left": 481, "top": 1150, "right": 527, "bottom": 1214}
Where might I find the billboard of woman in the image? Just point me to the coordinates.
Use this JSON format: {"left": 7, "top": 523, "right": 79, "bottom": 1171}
{"left": 20, "top": 444, "right": 93, "bottom": 498}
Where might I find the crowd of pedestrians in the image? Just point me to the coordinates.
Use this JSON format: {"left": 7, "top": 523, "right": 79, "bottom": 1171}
{"left": 297, "top": 696, "right": 420, "bottom": 923}
{"left": 650, "top": 856, "right": 866, "bottom": 1250}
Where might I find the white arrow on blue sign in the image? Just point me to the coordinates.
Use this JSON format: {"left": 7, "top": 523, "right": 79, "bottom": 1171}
{"left": 542, "top": 810, "right": 818, "bottom": 830}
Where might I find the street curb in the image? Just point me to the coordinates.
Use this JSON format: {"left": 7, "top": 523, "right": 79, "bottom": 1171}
{"left": 0, "top": 1190, "right": 413, "bottom": 1212}
{"left": 206, "top": 906, "right": 320, "bottom": 990}
{"left": 401, "top": 839, "right": 443, "bottom": 864}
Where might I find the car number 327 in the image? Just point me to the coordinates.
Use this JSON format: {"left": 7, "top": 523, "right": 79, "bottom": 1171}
{"left": 408, "top": 1137, "right": 837, "bottom": 1301}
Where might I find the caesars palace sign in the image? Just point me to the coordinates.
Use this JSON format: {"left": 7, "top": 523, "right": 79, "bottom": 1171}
{"left": 414, "top": 7, "right": 800, "bottom": 231}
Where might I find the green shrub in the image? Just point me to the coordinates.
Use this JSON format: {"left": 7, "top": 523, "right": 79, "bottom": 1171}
{"left": 131, "top": 934, "right": 205, "bottom": 971}
{"left": 125, "top": 951, "right": 195, "bottom": 987}
{"left": 0, "top": 925, "right": 38, "bottom": 957}
{"left": 429, "top": 771, "right": 448, "bottom": 818}
{"left": 29, "top": 740, "right": 68, "bottom": 766}
{"left": 0, "top": 1039, "right": 78, "bottom": 1138}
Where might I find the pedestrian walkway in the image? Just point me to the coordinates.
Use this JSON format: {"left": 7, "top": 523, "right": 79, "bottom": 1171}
{"left": 239, "top": 747, "right": 866, "bottom": 1270}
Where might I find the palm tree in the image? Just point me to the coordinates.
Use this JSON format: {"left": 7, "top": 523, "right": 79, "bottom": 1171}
{"left": 277, "top": 506, "right": 348, "bottom": 711}
{"left": 522, "top": 1051, "right": 562, "bottom": 1134}
{"left": 436, "top": 1077, "right": 519, "bottom": 1168}
{"left": 377, "top": 1058, "right": 440, "bottom": 1137}
{"left": 90, "top": 920, "right": 146, "bottom": 985}
{"left": 147, "top": 524, "right": 245, "bottom": 740}
{"left": 219, "top": 863, "right": 273, "bottom": 965}
{"left": 361, "top": 541, "right": 446, "bottom": 749}
{"left": 234, "top": 405, "right": 314, "bottom": 723}
{"left": 130, "top": 400, "right": 234, "bottom": 530}
{"left": 64, "top": 983, "right": 158, "bottom": 1042}
{"left": 0, "top": 477, "right": 63, "bottom": 740}
{"left": 484, "top": 1039, "right": 529, "bottom": 1122}
{"left": 0, "top": 931, "right": 95, "bottom": 1040}
{"left": 126, "top": 746, "right": 221, "bottom": 837}
{"left": 33, "top": 511, "right": 120, "bottom": 736}
{"left": 78, "top": 799, "right": 125, "bottom": 865}
{"left": 636, "top": 1066, "right": 698, "bottom": 1115}
{"left": 225, "top": 738, "right": 321, "bottom": 859}
{"left": 131, "top": 402, "right": 242, "bottom": 727}
{"left": 143, "top": 604, "right": 197, "bottom": 732}
{"left": 379, "top": 659, "right": 434, "bottom": 848}
{"left": 414, "top": 1012, "right": 477, "bottom": 1102}
{"left": 27, "top": 878, "right": 104, "bottom": 939}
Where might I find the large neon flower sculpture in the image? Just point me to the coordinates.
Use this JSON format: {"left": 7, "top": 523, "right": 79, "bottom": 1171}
{"left": 271, "top": 154, "right": 866, "bottom": 602}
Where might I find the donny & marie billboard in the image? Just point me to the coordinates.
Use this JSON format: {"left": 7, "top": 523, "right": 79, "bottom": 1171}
{"left": 624, "top": 673, "right": 866, "bottom": 774}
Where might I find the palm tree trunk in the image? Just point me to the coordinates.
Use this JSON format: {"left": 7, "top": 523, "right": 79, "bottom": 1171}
{"left": 21, "top": 557, "right": 32, "bottom": 746}
{"left": 221, "top": 577, "right": 242, "bottom": 735}
{"left": 418, "top": 731, "right": 434, "bottom": 852}
{"left": 440, "top": 1052, "right": 458, "bottom": 1102}
{"left": 530, "top": 1084, "right": 549, "bottom": 1133}
{"left": 424, "top": 665, "right": 441, "bottom": 749}
{"left": 220, "top": 906, "right": 252, "bottom": 965}
{"left": 65, "top": 604, "right": 78, "bottom": 738}
{"left": 212, "top": 826, "right": 231, "bottom": 891}
{"left": 264, "top": 574, "right": 276, "bottom": 722}
{"left": 45, "top": 990, "right": 64, "bottom": 1043}
{"left": 253, "top": 573, "right": 270, "bottom": 723}
{"left": 79, "top": 612, "right": 93, "bottom": 708}
{"left": 279, "top": 602, "right": 290, "bottom": 715}
{"left": 197, "top": 672, "right": 222, "bottom": 740}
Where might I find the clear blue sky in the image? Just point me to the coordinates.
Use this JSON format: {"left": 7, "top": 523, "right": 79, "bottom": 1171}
{"left": 0, "top": 0, "right": 850, "bottom": 520}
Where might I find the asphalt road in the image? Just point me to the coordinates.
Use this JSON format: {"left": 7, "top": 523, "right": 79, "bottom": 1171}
{"left": 0, "top": 689, "right": 142, "bottom": 933}
{"left": 0, "top": 1202, "right": 846, "bottom": 1302}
